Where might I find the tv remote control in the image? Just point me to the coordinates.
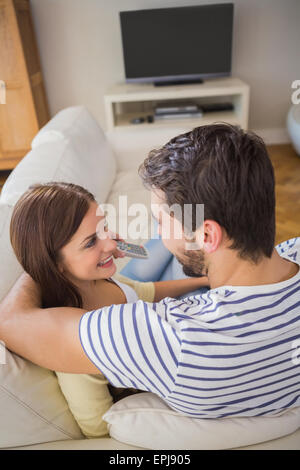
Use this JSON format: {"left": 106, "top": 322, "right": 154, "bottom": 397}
{"left": 116, "top": 241, "right": 149, "bottom": 259}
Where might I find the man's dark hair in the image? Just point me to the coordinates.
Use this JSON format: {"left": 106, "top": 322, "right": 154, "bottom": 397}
{"left": 139, "top": 123, "right": 276, "bottom": 263}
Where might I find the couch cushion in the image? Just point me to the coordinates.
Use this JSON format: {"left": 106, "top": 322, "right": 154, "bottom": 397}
{"left": 5, "top": 437, "right": 144, "bottom": 450}
{"left": 1, "top": 106, "right": 116, "bottom": 206}
{"left": 103, "top": 392, "right": 300, "bottom": 450}
{"left": 0, "top": 346, "right": 84, "bottom": 448}
{"left": 6, "top": 428, "right": 300, "bottom": 449}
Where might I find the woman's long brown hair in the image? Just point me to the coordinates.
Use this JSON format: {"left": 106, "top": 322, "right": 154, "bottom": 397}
{"left": 10, "top": 182, "right": 96, "bottom": 308}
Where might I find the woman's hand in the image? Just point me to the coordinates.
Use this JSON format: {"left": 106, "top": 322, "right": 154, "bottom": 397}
{"left": 153, "top": 276, "right": 210, "bottom": 302}
{"left": 195, "top": 276, "right": 210, "bottom": 287}
{"left": 110, "top": 232, "right": 126, "bottom": 259}
{"left": 180, "top": 276, "right": 210, "bottom": 292}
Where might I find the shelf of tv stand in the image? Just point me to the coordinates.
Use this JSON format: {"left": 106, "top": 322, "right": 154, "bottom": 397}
{"left": 115, "top": 110, "right": 241, "bottom": 130}
{"left": 104, "top": 77, "right": 250, "bottom": 132}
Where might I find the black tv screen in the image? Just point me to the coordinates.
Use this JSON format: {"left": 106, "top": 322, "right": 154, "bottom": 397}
{"left": 120, "top": 3, "right": 234, "bottom": 85}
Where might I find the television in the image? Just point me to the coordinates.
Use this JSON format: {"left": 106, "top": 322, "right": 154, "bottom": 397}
{"left": 119, "top": 3, "right": 234, "bottom": 86}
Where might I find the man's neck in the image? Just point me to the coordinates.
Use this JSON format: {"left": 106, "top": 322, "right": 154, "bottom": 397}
{"left": 207, "top": 247, "right": 299, "bottom": 290}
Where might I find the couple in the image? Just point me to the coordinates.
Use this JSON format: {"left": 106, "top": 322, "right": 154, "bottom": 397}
{"left": 1, "top": 123, "right": 300, "bottom": 438}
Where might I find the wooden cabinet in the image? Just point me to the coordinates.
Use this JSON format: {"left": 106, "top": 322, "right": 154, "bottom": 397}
{"left": 0, "top": 0, "right": 49, "bottom": 170}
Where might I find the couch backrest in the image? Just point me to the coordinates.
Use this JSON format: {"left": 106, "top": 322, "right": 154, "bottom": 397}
{"left": 0, "top": 106, "right": 117, "bottom": 206}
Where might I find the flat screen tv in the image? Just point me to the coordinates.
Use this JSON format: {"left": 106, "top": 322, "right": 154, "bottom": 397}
{"left": 120, "top": 3, "right": 234, "bottom": 86}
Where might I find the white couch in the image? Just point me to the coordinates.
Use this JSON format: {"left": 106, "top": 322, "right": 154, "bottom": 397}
{"left": 0, "top": 106, "right": 299, "bottom": 450}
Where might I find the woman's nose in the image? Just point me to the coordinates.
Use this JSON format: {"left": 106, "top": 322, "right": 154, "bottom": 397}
{"left": 102, "top": 236, "right": 117, "bottom": 253}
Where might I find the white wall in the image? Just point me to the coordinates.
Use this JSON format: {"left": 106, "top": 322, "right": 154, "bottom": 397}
{"left": 30, "top": 0, "right": 300, "bottom": 143}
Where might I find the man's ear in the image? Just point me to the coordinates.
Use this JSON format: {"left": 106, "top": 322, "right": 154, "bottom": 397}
{"left": 199, "top": 220, "right": 223, "bottom": 254}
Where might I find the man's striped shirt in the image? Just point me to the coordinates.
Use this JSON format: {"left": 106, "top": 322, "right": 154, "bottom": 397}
{"left": 79, "top": 237, "right": 300, "bottom": 418}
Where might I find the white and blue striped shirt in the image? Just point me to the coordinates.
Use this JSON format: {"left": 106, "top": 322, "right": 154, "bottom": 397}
{"left": 79, "top": 238, "right": 300, "bottom": 418}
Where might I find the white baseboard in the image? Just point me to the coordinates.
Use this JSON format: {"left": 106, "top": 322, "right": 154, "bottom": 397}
{"left": 251, "top": 127, "right": 291, "bottom": 145}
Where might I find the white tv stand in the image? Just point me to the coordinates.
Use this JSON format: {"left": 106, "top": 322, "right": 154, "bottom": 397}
{"left": 104, "top": 77, "right": 250, "bottom": 170}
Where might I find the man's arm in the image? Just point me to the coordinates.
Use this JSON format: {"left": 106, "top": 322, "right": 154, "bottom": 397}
{"left": 0, "top": 273, "right": 100, "bottom": 374}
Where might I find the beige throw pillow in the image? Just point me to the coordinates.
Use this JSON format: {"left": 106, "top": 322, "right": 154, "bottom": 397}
{"left": 103, "top": 392, "right": 300, "bottom": 450}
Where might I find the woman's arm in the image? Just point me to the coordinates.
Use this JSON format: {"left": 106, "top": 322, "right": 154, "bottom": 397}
{"left": 0, "top": 273, "right": 99, "bottom": 374}
{"left": 153, "top": 277, "right": 209, "bottom": 302}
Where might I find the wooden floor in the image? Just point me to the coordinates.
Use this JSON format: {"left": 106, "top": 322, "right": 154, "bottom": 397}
{"left": 0, "top": 144, "right": 299, "bottom": 244}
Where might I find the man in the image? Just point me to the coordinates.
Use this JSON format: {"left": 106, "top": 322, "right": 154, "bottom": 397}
{"left": 0, "top": 123, "right": 299, "bottom": 419}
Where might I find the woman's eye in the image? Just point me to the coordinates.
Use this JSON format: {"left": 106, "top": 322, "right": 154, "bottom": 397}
{"left": 85, "top": 236, "right": 97, "bottom": 248}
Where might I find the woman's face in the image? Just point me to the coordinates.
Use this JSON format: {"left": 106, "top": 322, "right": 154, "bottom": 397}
{"left": 59, "top": 201, "right": 117, "bottom": 283}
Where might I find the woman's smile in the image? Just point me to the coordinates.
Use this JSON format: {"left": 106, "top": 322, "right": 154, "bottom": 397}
{"left": 97, "top": 255, "right": 114, "bottom": 268}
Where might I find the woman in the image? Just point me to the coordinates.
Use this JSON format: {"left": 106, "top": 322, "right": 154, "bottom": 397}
{"left": 10, "top": 182, "right": 209, "bottom": 438}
